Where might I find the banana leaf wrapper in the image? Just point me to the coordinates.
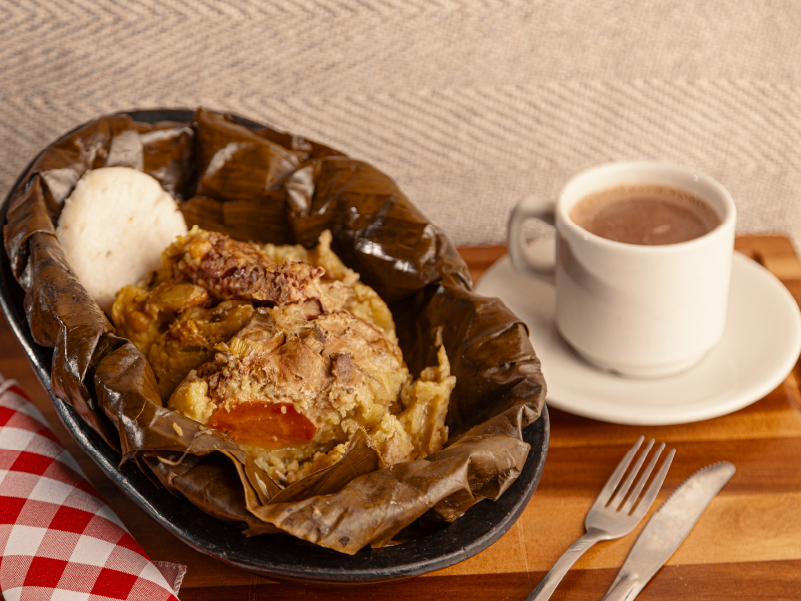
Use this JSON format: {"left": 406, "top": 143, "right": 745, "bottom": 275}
{"left": 3, "top": 108, "right": 546, "bottom": 554}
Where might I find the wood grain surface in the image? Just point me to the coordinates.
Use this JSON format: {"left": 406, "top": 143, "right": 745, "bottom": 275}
{"left": 3, "top": 237, "right": 800, "bottom": 600}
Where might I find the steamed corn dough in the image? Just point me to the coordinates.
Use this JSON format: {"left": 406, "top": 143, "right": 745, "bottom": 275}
{"left": 56, "top": 167, "right": 188, "bottom": 313}
{"left": 112, "top": 227, "right": 455, "bottom": 484}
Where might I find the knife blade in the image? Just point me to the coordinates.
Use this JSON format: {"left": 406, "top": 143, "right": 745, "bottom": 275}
{"left": 600, "top": 461, "right": 736, "bottom": 601}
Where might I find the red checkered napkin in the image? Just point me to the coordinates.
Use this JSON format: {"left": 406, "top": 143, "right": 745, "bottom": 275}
{"left": 0, "top": 378, "right": 186, "bottom": 600}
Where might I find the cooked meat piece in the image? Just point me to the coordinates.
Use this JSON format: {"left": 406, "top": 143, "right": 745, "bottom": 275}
{"left": 262, "top": 230, "right": 397, "bottom": 339}
{"left": 168, "top": 306, "right": 410, "bottom": 468}
{"left": 163, "top": 227, "right": 352, "bottom": 310}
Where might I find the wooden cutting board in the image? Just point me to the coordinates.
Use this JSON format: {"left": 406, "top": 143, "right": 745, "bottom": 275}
{"left": 2, "top": 236, "right": 800, "bottom": 600}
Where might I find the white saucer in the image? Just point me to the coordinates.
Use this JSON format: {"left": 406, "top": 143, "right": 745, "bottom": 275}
{"left": 475, "top": 251, "right": 801, "bottom": 425}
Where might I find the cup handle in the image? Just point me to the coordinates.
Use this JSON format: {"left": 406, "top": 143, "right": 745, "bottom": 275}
{"left": 508, "top": 195, "right": 557, "bottom": 285}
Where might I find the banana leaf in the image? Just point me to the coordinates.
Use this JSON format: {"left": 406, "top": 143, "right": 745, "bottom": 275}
{"left": 3, "top": 107, "right": 546, "bottom": 554}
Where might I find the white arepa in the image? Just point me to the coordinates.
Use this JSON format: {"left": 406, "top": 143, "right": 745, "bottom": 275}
{"left": 56, "top": 167, "right": 188, "bottom": 314}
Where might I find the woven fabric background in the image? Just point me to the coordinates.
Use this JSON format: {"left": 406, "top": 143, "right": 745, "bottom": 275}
{"left": 2, "top": 0, "right": 800, "bottom": 248}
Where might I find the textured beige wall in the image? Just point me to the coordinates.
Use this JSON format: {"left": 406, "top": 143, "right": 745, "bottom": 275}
{"left": 2, "top": 1, "right": 800, "bottom": 248}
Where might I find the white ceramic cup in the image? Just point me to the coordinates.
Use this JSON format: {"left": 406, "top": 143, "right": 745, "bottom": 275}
{"left": 508, "top": 162, "right": 737, "bottom": 379}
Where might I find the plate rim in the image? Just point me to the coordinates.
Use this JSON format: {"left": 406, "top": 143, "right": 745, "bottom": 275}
{"left": 0, "top": 108, "right": 550, "bottom": 584}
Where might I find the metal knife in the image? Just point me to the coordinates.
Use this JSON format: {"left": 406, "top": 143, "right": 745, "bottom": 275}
{"left": 600, "top": 461, "right": 736, "bottom": 601}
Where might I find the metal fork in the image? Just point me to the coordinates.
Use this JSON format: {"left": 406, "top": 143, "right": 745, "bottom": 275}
{"left": 526, "top": 436, "right": 675, "bottom": 601}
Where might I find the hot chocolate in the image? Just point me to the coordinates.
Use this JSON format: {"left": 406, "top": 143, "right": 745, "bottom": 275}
{"left": 569, "top": 185, "right": 721, "bottom": 245}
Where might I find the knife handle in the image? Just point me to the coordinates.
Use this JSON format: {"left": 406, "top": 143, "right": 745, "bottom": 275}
{"left": 526, "top": 528, "right": 605, "bottom": 601}
{"left": 600, "top": 573, "right": 642, "bottom": 601}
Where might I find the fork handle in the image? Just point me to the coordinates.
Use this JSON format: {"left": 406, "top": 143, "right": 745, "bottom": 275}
{"left": 525, "top": 528, "right": 606, "bottom": 601}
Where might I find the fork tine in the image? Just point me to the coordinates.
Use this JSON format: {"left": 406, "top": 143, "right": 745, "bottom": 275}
{"left": 608, "top": 439, "right": 654, "bottom": 510}
{"left": 629, "top": 448, "right": 676, "bottom": 519}
{"left": 620, "top": 442, "right": 664, "bottom": 513}
{"left": 593, "top": 436, "right": 644, "bottom": 506}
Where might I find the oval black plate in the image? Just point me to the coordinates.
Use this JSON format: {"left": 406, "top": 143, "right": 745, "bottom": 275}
{"left": 0, "top": 109, "right": 549, "bottom": 585}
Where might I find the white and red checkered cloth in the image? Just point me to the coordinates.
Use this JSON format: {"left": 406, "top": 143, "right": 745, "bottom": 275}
{"left": 0, "top": 378, "right": 186, "bottom": 600}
